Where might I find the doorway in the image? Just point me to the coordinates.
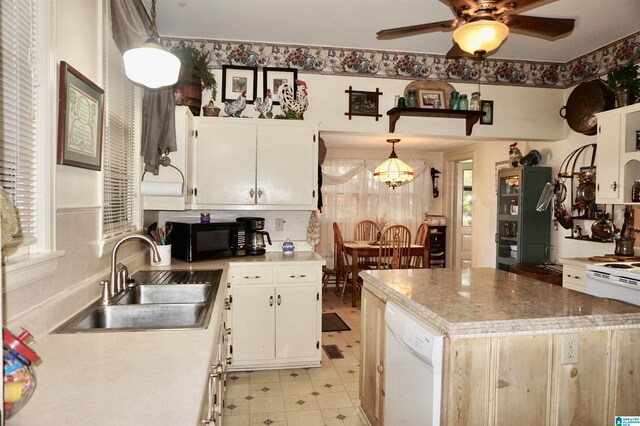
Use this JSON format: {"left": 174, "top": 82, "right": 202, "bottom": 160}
{"left": 455, "top": 161, "right": 473, "bottom": 268}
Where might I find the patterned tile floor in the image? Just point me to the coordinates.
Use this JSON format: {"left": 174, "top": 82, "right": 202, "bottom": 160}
{"left": 224, "top": 287, "right": 365, "bottom": 426}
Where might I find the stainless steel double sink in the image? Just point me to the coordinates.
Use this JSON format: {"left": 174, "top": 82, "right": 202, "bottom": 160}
{"left": 54, "top": 269, "right": 222, "bottom": 333}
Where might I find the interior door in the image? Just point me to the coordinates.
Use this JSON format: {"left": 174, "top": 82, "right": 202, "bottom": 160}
{"left": 455, "top": 161, "right": 473, "bottom": 268}
{"left": 231, "top": 285, "right": 275, "bottom": 361}
{"left": 275, "top": 284, "right": 318, "bottom": 359}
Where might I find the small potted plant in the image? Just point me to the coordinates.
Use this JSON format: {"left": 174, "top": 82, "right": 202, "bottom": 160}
{"left": 606, "top": 60, "right": 639, "bottom": 107}
{"left": 171, "top": 43, "right": 217, "bottom": 116}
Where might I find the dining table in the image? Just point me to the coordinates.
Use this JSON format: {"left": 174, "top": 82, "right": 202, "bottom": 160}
{"left": 342, "top": 240, "right": 429, "bottom": 307}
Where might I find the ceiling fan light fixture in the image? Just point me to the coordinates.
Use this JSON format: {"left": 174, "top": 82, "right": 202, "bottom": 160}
{"left": 373, "top": 139, "right": 414, "bottom": 189}
{"left": 123, "top": 0, "right": 181, "bottom": 88}
{"left": 453, "top": 20, "right": 509, "bottom": 55}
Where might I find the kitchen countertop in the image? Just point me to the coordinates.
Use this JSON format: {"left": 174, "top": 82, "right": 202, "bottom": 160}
{"left": 361, "top": 267, "right": 640, "bottom": 337}
{"left": 9, "top": 252, "right": 325, "bottom": 426}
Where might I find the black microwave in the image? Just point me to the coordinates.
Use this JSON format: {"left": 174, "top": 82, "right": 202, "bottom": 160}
{"left": 169, "top": 221, "right": 246, "bottom": 261}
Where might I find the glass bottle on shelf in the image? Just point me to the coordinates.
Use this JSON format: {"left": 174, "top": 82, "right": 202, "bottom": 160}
{"left": 632, "top": 180, "right": 640, "bottom": 202}
{"left": 459, "top": 94, "right": 469, "bottom": 110}
{"left": 406, "top": 90, "right": 417, "bottom": 108}
{"left": 470, "top": 92, "right": 481, "bottom": 110}
{"left": 449, "top": 91, "right": 460, "bottom": 110}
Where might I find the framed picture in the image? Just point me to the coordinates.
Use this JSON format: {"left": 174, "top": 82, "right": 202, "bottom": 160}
{"left": 344, "top": 86, "right": 383, "bottom": 120}
{"left": 222, "top": 65, "right": 257, "bottom": 104}
{"left": 57, "top": 61, "right": 105, "bottom": 170}
{"left": 480, "top": 100, "right": 494, "bottom": 125}
{"left": 263, "top": 67, "right": 297, "bottom": 105}
{"left": 419, "top": 89, "right": 445, "bottom": 109}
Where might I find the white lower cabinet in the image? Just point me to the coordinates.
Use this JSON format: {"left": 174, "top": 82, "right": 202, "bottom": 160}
{"left": 562, "top": 263, "right": 587, "bottom": 294}
{"left": 228, "top": 264, "right": 322, "bottom": 370}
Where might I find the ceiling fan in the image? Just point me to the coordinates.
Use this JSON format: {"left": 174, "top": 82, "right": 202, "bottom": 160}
{"left": 376, "top": 0, "right": 575, "bottom": 59}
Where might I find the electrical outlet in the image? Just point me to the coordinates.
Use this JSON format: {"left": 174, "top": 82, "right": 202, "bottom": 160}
{"left": 275, "top": 218, "right": 285, "bottom": 232}
{"left": 561, "top": 334, "right": 579, "bottom": 364}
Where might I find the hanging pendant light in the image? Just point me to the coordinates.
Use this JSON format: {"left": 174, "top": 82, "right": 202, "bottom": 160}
{"left": 123, "top": 0, "right": 181, "bottom": 88}
{"left": 373, "top": 139, "right": 414, "bottom": 189}
{"left": 453, "top": 20, "right": 509, "bottom": 57}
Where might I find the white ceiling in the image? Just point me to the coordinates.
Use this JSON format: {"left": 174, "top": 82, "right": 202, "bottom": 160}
{"left": 144, "top": 0, "right": 640, "bottom": 151}
{"left": 149, "top": 0, "right": 639, "bottom": 62}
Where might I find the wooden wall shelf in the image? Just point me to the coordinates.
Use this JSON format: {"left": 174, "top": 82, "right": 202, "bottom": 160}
{"left": 386, "top": 107, "right": 484, "bottom": 135}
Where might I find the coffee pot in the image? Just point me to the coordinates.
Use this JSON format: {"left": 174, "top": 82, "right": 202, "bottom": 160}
{"left": 236, "top": 217, "right": 272, "bottom": 255}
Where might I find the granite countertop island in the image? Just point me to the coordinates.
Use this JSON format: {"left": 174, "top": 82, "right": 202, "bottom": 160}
{"left": 361, "top": 267, "right": 640, "bottom": 336}
{"left": 359, "top": 267, "right": 640, "bottom": 424}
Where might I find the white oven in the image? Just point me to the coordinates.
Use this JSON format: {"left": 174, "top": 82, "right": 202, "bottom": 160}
{"left": 586, "top": 262, "right": 640, "bottom": 306}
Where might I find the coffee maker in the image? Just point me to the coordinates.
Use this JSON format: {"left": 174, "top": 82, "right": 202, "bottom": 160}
{"left": 236, "top": 217, "right": 271, "bottom": 255}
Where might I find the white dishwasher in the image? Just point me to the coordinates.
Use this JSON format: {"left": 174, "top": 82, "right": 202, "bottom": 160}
{"left": 384, "top": 301, "right": 444, "bottom": 426}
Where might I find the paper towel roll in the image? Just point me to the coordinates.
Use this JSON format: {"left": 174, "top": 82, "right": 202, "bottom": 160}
{"left": 140, "top": 181, "right": 183, "bottom": 197}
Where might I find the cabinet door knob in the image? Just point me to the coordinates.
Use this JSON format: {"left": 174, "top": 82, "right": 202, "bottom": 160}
{"left": 258, "top": 188, "right": 263, "bottom": 198}
{"left": 377, "top": 364, "right": 384, "bottom": 374}
{"left": 277, "top": 295, "right": 282, "bottom": 305}
{"left": 269, "top": 295, "right": 274, "bottom": 306}
{"left": 249, "top": 188, "right": 255, "bottom": 198}
{"left": 611, "top": 181, "right": 617, "bottom": 191}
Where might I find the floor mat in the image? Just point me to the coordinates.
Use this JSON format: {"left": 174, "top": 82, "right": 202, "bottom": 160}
{"left": 322, "top": 344, "right": 345, "bottom": 359}
{"left": 322, "top": 312, "right": 351, "bottom": 332}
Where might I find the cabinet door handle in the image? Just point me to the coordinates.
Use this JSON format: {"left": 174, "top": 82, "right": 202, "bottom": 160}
{"left": 611, "top": 181, "right": 617, "bottom": 191}
{"left": 243, "top": 275, "right": 261, "bottom": 279}
{"left": 249, "top": 188, "right": 255, "bottom": 198}
{"left": 269, "top": 295, "right": 274, "bottom": 306}
{"left": 377, "top": 364, "right": 384, "bottom": 374}
{"left": 289, "top": 274, "right": 306, "bottom": 278}
{"left": 258, "top": 188, "right": 263, "bottom": 198}
{"left": 277, "top": 295, "right": 282, "bottom": 305}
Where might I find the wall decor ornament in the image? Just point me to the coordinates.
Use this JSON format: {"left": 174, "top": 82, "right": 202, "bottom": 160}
{"left": 221, "top": 65, "right": 257, "bottom": 104}
{"left": 344, "top": 86, "right": 383, "bottom": 120}
{"left": 57, "top": 61, "right": 105, "bottom": 171}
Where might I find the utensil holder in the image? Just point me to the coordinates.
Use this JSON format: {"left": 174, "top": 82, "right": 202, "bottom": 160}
{"left": 151, "top": 244, "right": 172, "bottom": 266}
{"left": 614, "top": 237, "right": 635, "bottom": 256}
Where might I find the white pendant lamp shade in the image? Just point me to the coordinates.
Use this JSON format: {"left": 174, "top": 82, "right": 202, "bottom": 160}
{"left": 453, "top": 20, "right": 509, "bottom": 55}
{"left": 123, "top": 39, "right": 181, "bottom": 88}
{"left": 122, "top": 0, "right": 181, "bottom": 89}
{"left": 373, "top": 139, "right": 414, "bottom": 189}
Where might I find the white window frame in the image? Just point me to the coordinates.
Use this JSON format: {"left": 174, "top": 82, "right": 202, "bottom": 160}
{"left": 96, "top": 0, "right": 142, "bottom": 258}
{"left": 2, "top": 0, "right": 63, "bottom": 290}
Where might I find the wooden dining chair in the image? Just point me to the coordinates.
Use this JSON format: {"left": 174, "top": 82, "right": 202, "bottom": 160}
{"left": 322, "top": 222, "right": 348, "bottom": 292}
{"left": 377, "top": 225, "right": 412, "bottom": 270}
{"left": 410, "top": 223, "right": 429, "bottom": 268}
{"left": 354, "top": 219, "right": 378, "bottom": 268}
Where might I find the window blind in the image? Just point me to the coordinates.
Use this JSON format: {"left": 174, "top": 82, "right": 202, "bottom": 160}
{"left": 102, "top": 4, "right": 137, "bottom": 239}
{"left": 0, "top": 0, "right": 39, "bottom": 243}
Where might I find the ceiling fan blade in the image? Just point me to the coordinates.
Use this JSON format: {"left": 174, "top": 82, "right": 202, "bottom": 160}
{"left": 376, "top": 20, "right": 458, "bottom": 40}
{"left": 501, "top": 15, "right": 575, "bottom": 38}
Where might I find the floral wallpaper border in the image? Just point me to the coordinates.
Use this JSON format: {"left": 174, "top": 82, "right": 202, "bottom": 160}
{"left": 164, "top": 31, "right": 640, "bottom": 89}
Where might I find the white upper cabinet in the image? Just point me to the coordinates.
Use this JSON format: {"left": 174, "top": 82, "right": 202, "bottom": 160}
{"left": 595, "top": 103, "right": 640, "bottom": 204}
{"left": 192, "top": 117, "right": 319, "bottom": 210}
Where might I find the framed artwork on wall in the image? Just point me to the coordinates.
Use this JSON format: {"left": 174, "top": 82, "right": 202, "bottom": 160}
{"left": 419, "top": 89, "right": 445, "bottom": 109}
{"left": 263, "top": 67, "right": 298, "bottom": 105}
{"left": 222, "top": 65, "right": 258, "bottom": 104}
{"left": 344, "top": 86, "right": 383, "bottom": 120}
{"left": 57, "top": 61, "right": 105, "bottom": 171}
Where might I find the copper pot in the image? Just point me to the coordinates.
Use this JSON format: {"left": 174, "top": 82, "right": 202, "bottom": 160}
{"left": 559, "top": 79, "right": 614, "bottom": 135}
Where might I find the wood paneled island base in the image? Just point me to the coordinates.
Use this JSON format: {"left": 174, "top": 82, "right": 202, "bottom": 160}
{"left": 359, "top": 268, "right": 640, "bottom": 426}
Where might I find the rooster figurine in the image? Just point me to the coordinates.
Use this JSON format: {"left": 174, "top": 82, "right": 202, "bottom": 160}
{"left": 224, "top": 90, "right": 247, "bottom": 117}
{"left": 508, "top": 142, "right": 523, "bottom": 167}
{"left": 278, "top": 80, "right": 309, "bottom": 120}
{"left": 254, "top": 89, "right": 273, "bottom": 119}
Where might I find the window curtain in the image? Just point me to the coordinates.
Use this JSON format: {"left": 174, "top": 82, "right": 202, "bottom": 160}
{"left": 109, "top": 0, "right": 176, "bottom": 174}
{"left": 317, "top": 158, "right": 432, "bottom": 260}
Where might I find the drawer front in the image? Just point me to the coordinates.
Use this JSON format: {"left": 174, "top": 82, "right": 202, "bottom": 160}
{"left": 277, "top": 267, "right": 318, "bottom": 283}
{"left": 563, "top": 265, "right": 586, "bottom": 293}
{"left": 230, "top": 267, "right": 273, "bottom": 284}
